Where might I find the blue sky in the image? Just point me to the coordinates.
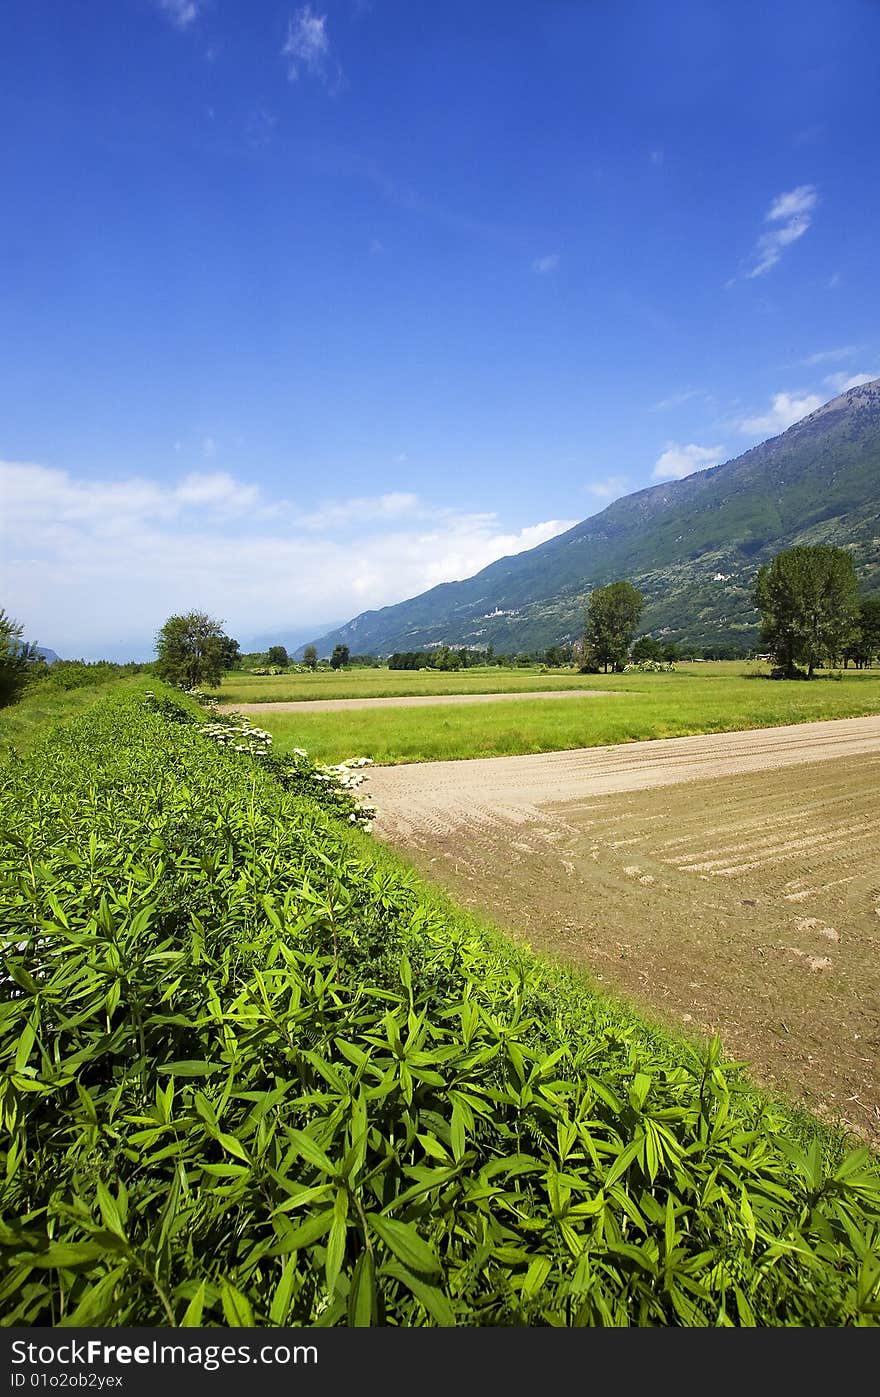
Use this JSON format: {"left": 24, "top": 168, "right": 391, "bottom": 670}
{"left": 2, "top": 0, "right": 879, "bottom": 659}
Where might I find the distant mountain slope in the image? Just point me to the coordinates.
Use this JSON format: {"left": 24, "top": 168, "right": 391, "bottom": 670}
{"left": 35, "top": 647, "right": 60, "bottom": 665}
{"left": 307, "top": 379, "right": 880, "bottom": 657}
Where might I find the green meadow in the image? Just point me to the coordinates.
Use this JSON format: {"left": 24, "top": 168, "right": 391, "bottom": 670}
{"left": 210, "top": 664, "right": 634, "bottom": 705}
{"left": 240, "top": 667, "right": 880, "bottom": 766}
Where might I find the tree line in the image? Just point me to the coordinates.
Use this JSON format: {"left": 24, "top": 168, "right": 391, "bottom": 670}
{"left": 577, "top": 546, "right": 879, "bottom": 677}
{"left": 2, "top": 545, "right": 878, "bottom": 707}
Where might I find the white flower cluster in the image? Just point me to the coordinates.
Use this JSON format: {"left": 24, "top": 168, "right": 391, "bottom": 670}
{"left": 322, "top": 756, "right": 374, "bottom": 791}
{"left": 186, "top": 688, "right": 220, "bottom": 707}
{"left": 200, "top": 718, "right": 273, "bottom": 756}
{"left": 622, "top": 659, "right": 677, "bottom": 673}
{"left": 197, "top": 715, "right": 376, "bottom": 832}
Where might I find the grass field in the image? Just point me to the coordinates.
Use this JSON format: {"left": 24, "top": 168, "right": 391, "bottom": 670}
{"left": 243, "top": 667, "right": 880, "bottom": 765}
{"left": 210, "top": 663, "right": 638, "bottom": 704}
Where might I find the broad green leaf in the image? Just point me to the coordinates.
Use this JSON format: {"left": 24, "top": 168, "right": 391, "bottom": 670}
{"left": 367, "top": 1215, "right": 441, "bottom": 1276}
{"left": 381, "top": 1262, "right": 455, "bottom": 1327}
{"left": 180, "top": 1282, "right": 206, "bottom": 1327}
{"left": 156, "top": 1060, "right": 223, "bottom": 1077}
{"left": 221, "top": 1279, "right": 254, "bottom": 1327}
{"left": 348, "top": 1249, "right": 375, "bottom": 1327}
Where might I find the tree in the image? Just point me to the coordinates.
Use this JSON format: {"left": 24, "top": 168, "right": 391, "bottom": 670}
{"left": 267, "top": 645, "right": 288, "bottom": 668}
{"left": 155, "top": 611, "right": 236, "bottom": 689}
{"left": 302, "top": 645, "right": 318, "bottom": 670}
{"left": 220, "top": 636, "right": 241, "bottom": 670}
{"left": 584, "top": 582, "right": 644, "bottom": 673}
{"left": 754, "top": 546, "right": 859, "bottom": 678}
{"left": 845, "top": 597, "right": 880, "bottom": 668}
{"left": 631, "top": 634, "right": 662, "bottom": 662}
{"left": 0, "top": 609, "right": 40, "bottom": 707}
{"left": 330, "top": 644, "right": 350, "bottom": 670}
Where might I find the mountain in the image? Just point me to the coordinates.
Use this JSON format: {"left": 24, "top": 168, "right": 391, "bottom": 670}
{"left": 308, "top": 379, "right": 880, "bottom": 657}
{"left": 35, "top": 647, "right": 60, "bottom": 665}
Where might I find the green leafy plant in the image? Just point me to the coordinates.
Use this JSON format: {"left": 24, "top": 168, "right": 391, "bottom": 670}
{"left": 1, "top": 688, "right": 879, "bottom": 1327}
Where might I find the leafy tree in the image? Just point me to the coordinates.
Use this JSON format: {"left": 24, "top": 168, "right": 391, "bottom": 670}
{"left": 584, "top": 581, "right": 645, "bottom": 673}
{"left": 754, "top": 546, "right": 859, "bottom": 678}
{"left": 631, "top": 635, "right": 662, "bottom": 662}
{"left": 155, "top": 611, "right": 236, "bottom": 689}
{"left": 330, "top": 644, "right": 350, "bottom": 670}
{"left": 220, "top": 636, "right": 241, "bottom": 670}
{"left": 0, "top": 609, "right": 41, "bottom": 707}
{"left": 544, "top": 644, "right": 572, "bottom": 668}
{"left": 266, "top": 645, "right": 288, "bottom": 668}
{"left": 302, "top": 645, "right": 318, "bottom": 670}
{"left": 844, "top": 597, "right": 880, "bottom": 669}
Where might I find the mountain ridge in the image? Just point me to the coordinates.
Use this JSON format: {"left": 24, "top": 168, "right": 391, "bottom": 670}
{"left": 305, "top": 379, "right": 880, "bottom": 657}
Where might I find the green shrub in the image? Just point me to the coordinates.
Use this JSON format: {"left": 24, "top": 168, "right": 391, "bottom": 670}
{"left": 1, "top": 689, "right": 879, "bottom": 1327}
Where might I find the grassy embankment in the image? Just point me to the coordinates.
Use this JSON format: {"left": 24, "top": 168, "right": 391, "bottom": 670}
{"left": 220, "top": 666, "right": 880, "bottom": 766}
{"left": 2, "top": 682, "right": 879, "bottom": 1326}
{"left": 0, "top": 675, "right": 147, "bottom": 756}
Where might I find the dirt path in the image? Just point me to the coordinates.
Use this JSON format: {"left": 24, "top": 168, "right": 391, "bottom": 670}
{"left": 219, "top": 688, "right": 614, "bottom": 715}
{"left": 363, "top": 715, "right": 880, "bottom": 1142}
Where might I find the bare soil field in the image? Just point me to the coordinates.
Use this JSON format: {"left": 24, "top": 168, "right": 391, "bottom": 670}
{"left": 219, "top": 688, "right": 612, "bottom": 715}
{"left": 365, "top": 716, "right": 880, "bottom": 1141}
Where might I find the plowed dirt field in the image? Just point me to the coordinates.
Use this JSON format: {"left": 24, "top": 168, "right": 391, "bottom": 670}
{"left": 365, "top": 717, "right": 880, "bottom": 1140}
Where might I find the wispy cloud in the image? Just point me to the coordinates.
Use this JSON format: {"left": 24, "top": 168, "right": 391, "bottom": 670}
{"left": 1, "top": 461, "right": 576, "bottom": 658}
{"left": 298, "top": 492, "right": 420, "bottom": 531}
{"left": 156, "top": 0, "right": 200, "bottom": 28}
{"left": 800, "top": 346, "right": 860, "bottom": 366}
{"left": 746, "top": 184, "right": 817, "bottom": 278}
{"left": 823, "top": 371, "right": 877, "bottom": 394}
{"left": 532, "top": 253, "right": 560, "bottom": 275}
{"left": 738, "top": 391, "right": 823, "bottom": 436}
{"left": 282, "top": 6, "right": 338, "bottom": 86}
{"left": 652, "top": 442, "right": 724, "bottom": 481}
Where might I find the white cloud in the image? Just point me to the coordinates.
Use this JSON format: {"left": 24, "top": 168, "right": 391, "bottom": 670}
{"left": 738, "top": 391, "right": 823, "bottom": 436}
{"left": 156, "top": 0, "right": 200, "bottom": 28}
{"left": 801, "top": 345, "right": 859, "bottom": 366}
{"left": 298, "top": 491, "right": 420, "bottom": 531}
{"left": 0, "top": 461, "right": 576, "bottom": 659}
{"left": 766, "top": 186, "right": 817, "bottom": 222}
{"left": 585, "top": 475, "right": 628, "bottom": 499}
{"left": 823, "top": 371, "right": 877, "bottom": 393}
{"left": 532, "top": 253, "right": 560, "bottom": 275}
{"left": 282, "top": 6, "right": 333, "bottom": 83}
{"left": 746, "top": 184, "right": 818, "bottom": 278}
{"left": 652, "top": 442, "right": 724, "bottom": 480}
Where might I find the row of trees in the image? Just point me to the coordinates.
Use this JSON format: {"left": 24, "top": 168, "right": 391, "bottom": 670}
{"left": 577, "top": 547, "right": 879, "bottom": 678}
